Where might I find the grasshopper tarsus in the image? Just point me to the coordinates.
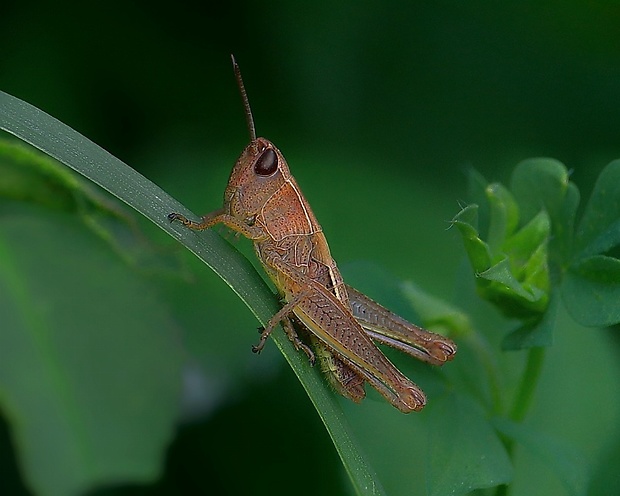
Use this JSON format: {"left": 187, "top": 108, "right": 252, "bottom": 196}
{"left": 252, "top": 334, "right": 268, "bottom": 354}
{"left": 398, "top": 390, "right": 426, "bottom": 413}
{"left": 168, "top": 212, "right": 200, "bottom": 229}
{"left": 251, "top": 332, "right": 270, "bottom": 354}
{"left": 167, "top": 212, "right": 184, "bottom": 223}
{"left": 252, "top": 323, "right": 274, "bottom": 354}
{"left": 252, "top": 327, "right": 266, "bottom": 352}
{"left": 433, "top": 341, "right": 457, "bottom": 362}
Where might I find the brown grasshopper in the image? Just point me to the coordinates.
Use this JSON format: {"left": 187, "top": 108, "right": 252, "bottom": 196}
{"left": 168, "top": 57, "right": 456, "bottom": 413}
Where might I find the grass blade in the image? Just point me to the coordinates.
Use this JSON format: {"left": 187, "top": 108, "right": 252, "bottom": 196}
{"left": 0, "top": 90, "right": 385, "bottom": 496}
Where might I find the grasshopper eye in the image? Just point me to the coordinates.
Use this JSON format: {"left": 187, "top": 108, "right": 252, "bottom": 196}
{"left": 254, "top": 148, "right": 278, "bottom": 176}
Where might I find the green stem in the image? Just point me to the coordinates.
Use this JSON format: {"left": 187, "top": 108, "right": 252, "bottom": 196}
{"left": 494, "top": 346, "right": 546, "bottom": 496}
{"left": 510, "top": 346, "right": 546, "bottom": 423}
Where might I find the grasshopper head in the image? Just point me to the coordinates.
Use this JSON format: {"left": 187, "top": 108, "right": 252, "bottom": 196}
{"left": 222, "top": 137, "right": 290, "bottom": 222}
{"left": 224, "top": 58, "right": 317, "bottom": 237}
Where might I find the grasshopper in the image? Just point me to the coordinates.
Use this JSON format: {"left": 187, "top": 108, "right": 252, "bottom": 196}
{"left": 168, "top": 57, "right": 456, "bottom": 413}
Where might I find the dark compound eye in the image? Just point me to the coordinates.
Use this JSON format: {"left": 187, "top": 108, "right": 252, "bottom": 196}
{"left": 254, "top": 148, "right": 278, "bottom": 176}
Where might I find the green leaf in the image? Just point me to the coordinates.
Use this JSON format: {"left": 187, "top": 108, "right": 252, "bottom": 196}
{"left": 574, "top": 159, "right": 620, "bottom": 258}
{"left": 562, "top": 256, "right": 620, "bottom": 327}
{"left": 453, "top": 192, "right": 550, "bottom": 320}
{"left": 572, "top": 254, "right": 620, "bottom": 283}
{"left": 510, "top": 158, "right": 579, "bottom": 266}
{"left": 561, "top": 160, "right": 620, "bottom": 327}
{"left": 502, "top": 210, "right": 550, "bottom": 268}
{"left": 0, "top": 90, "right": 385, "bottom": 496}
{"left": 485, "top": 183, "right": 519, "bottom": 254}
{"left": 503, "top": 211, "right": 551, "bottom": 305}
{"left": 494, "top": 417, "right": 588, "bottom": 496}
{"left": 510, "top": 158, "right": 571, "bottom": 225}
{"left": 0, "top": 139, "right": 81, "bottom": 209}
{"left": 427, "top": 393, "right": 513, "bottom": 496}
{"left": 451, "top": 204, "right": 493, "bottom": 273}
{"left": 0, "top": 209, "right": 183, "bottom": 496}
{"left": 479, "top": 258, "right": 546, "bottom": 307}
{"left": 0, "top": 140, "right": 184, "bottom": 275}
{"left": 502, "top": 291, "right": 559, "bottom": 350}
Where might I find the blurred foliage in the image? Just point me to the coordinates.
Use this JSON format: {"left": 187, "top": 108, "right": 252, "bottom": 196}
{"left": 1, "top": 1, "right": 620, "bottom": 496}
{"left": 454, "top": 158, "right": 620, "bottom": 345}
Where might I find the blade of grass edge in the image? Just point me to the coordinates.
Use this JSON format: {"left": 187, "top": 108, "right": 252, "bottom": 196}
{"left": 0, "top": 90, "right": 385, "bottom": 496}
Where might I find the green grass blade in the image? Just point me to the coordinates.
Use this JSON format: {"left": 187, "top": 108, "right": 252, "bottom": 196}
{"left": 0, "top": 90, "right": 385, "bottom": 496}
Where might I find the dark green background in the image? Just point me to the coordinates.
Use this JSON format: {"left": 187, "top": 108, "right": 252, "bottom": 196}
{"left": 2, "top": 1, "right": 620, "bottom": 495}
{"left": 3, "top": 0, "right": 619, "bottom": 295}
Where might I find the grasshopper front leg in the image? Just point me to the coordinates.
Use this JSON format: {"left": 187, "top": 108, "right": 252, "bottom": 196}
{"left": 168, "top": 208, "right": 267, "bottom": 240}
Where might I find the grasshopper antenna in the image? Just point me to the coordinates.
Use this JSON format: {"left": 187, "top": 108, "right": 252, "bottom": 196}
{"left": 231, "top": 54, "right": 257, "bottom": 142}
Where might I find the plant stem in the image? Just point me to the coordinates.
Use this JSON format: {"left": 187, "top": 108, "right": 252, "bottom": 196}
{"left": 510, "top": 346, "right": 546, "bottom": 423}
{"left": 494, "top": 346, "right": 546, "bottom": 496}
